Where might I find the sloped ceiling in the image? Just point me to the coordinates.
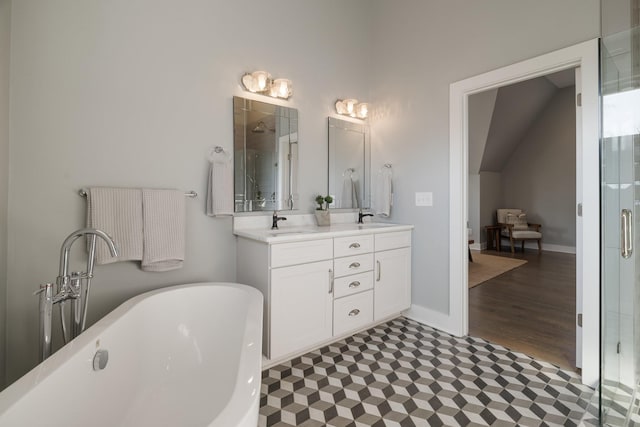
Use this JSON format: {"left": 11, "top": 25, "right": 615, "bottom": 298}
{"left": 479, "top": 77, "right": 558, "bottom": 172}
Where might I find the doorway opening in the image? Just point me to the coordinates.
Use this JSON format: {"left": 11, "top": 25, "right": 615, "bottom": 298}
{"left": 466, "top": 70, "right": 578, "bottom": 371}
{"left": 448, "top": 39, "right": 600, "bottom": 386}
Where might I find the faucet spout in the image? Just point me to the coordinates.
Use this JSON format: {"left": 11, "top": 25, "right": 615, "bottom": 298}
{"left": 58, "top": 228, "right": 118, "bottom": 284}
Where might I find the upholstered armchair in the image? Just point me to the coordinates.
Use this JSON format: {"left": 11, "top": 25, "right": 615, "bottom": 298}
{"left": 496, "top": 209, "right": 542, "bottom": 254}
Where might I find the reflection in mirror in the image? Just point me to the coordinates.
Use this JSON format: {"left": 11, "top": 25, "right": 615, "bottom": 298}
{"left": 233, "top": 96, "right": 298, "bottom": 212}
{"left": 328, "top": 117, "right": 370, "bottom": 209}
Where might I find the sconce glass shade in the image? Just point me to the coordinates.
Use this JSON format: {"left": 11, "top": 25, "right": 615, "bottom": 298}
{"left": 343, "top": 99, "right": 358, "bottom": 116}
{"left": 272, "top": 78, "right": 292, "bottom": 99}
{"left": 335, "top": 100, "right": 348, "bottom": 115}
{"left": 241, "top": 71, "right": 272, "bottom": 93}
{"left": 355, "top": 103, "right": 369, "bottom": 119}
{"left": 335, "top": 99, "right": 369, "bottom": 120}
{"left": 241, "top": 71, "right": 293, "bottom": 100}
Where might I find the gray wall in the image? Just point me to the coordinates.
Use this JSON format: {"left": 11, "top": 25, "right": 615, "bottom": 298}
{"left": 501, "top": 87, "right": 577, "bottom": 247}
{"left": 2, "top": 0, "right": 600, "bottom": 385}
{"left": 368, "top": 0, "right": 598, "bottom": 315}
{"left": 0, "top": 0, "right": 10, "bottom": 387}
{"left": 5, "top": 0, "right": 371, "bottom": 384}
{"left": 480, "top": 172, "right": 502, "bottom": 240}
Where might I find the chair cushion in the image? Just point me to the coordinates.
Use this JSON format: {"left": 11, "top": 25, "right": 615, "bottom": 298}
{"left": 511, "top": 230, "right": 542, "bottom": 239}
{"left": 505, "top": 212, "right": 529, "bottom": 230}
{"left": 497, "top": 209, "right": 522, "bottom": 224}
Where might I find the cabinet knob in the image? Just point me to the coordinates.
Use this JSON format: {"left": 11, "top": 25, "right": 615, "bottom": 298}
{"left": 349, "top": 242, "right": 361, "bottom": 249}
{"left": 348, "top": 281, "right": 361, "bottom": 288}
{"left": 348, "top": 309, "right": 360, "bottom": 317}
{"left": 348, "top": 262, "right": 361, "bottom": 269}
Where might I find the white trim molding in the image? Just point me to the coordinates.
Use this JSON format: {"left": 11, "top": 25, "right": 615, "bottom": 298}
{"left": 448, "top": 39, "right": 600, "bottom": 386}
{"left": 404, "top": 305, "right": 459, "bottom": 336}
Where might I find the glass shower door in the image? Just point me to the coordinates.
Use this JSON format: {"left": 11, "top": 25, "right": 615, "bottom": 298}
{"left": 600, "top": 26, "right": 640, "bottom": 425}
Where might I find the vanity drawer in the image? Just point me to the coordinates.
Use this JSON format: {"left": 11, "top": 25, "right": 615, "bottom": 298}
{"left": 334, "top": 253, "right": 373, "bottom": 278}
{"left": 334, "top": 235, "right": 374, "bottom": 258}
{"left": 333, "top": 290, "right": 373, "bottom": 336}
{"left": 334, "top": 271, "right": 373, "bottom": 299}
{"left": 375, "top": 231, "right": 411, "bottom": 252}
{"left": 271, "top": 239, "right": 333, "bottom": 268}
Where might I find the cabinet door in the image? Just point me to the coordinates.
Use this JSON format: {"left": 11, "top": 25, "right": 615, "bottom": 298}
{"left": 270, "top": 260, "right": 334, "bottom": 359}
{"left": 374, "top": 247, "right": 411, "bottom": 321}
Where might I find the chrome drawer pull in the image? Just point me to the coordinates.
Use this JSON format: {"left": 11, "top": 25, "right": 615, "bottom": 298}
{"left": 349, "top": 262, "right": 360, "bottom": 269}
{"left": 348, "top": 309, "right": 360, "bottom": 317}
{"left": 348, "top": 281, "right": 361, "bottom": 288}
{"left": 349, "top": 243, "right": 361, "bottom": 249}
{"left": 376, "top": 260, "right": 381, "bottom": 281}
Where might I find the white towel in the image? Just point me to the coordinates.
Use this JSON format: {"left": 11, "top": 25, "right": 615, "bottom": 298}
{"left": 351, "top": 179, "right": 360, "bottom": 209}
{"left": 142, "top": 189, "right": 185, "bottom": 272}
{"left": 341, "top": 177, "right": 353, "bottom": 208}
{"left": 206, "top": 151, "right": 234, "bottom": 216}
{"left": 374, "top": 168, "right": 393, "bottom": 217}
{"left": 86, "top": 187, "right": 143, "bottom": 264}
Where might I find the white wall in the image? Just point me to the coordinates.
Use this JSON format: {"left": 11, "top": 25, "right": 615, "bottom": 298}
{"left": 501, "top": 87, "right": 577, "bottom": 248}
{"left": 5, "top": 0, "right": 371, "bottom": 384}
{"left": 368, "top": 1, "right": 599, "bottom": 316}
{"left": 0, "top": 0, "right": 11, "bottom": 387}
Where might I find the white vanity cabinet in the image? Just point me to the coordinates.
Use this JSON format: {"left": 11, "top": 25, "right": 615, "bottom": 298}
{"left": 271, "top": 259, "right": 333, "bottom": 358}
{"left": 235, "top": 223, "right": 412, "bottom": 364}
{"left": 374, "top": 231, "right": 412, "bottom": 320}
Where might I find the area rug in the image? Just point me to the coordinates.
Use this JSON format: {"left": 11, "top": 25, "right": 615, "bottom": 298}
{"left": 468, "top": 253, "right": 527, "bottom": 288}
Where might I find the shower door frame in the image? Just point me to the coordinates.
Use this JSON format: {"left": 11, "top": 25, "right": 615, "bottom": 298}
{"left": 448, "top": 39, "right": 600, "bottom": 386}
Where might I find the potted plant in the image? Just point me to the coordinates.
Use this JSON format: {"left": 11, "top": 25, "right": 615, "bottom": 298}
{"left": 314, "top": 195, "right": 333, "bottom": 226}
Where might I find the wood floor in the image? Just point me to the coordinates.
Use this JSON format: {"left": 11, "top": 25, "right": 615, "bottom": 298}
{"left": 468, "top": 249, "right": 577, "bottom": 371}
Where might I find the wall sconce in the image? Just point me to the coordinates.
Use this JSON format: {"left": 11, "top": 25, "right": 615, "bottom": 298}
{"left": 241, "top": 71, "right": 292, "bottom": 100}
{"left": 335, "top": 99, "right": 369, "bottom": 119}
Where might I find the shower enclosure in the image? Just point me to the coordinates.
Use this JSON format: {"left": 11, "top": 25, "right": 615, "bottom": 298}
{"left": 600, "top": 1, "right": 640, "bottom": 424}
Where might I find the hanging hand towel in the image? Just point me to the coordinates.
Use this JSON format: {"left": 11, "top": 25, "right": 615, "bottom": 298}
{"left": 351, "top": 179, "right": 360, "bottom": 209}
{"left": 341, "top": 177, "right": 354, "bottom": 208}
{"left": 142, "top": 189, "right": 185, "bottom": 272}
{"left": 374, "top": 167, "right": 393, "bottom": 217}
{"left": 206, "top": 150, "right": 234, "bottom": 216}
{"left": 86, "top": 187, "right": 143, "bottom": 264}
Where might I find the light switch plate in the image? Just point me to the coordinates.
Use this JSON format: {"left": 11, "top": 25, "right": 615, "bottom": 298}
{"left": 415, "top": 192, "right": 433, "bottom": 206}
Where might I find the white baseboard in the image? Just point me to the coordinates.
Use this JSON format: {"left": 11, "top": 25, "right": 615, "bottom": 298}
{"left": 524, "top": 242, "right": 576, "bottom": 254}
{"left": 469, "top": 242, "right": 485, "bottom": 251}
{"left": 404, "top": 304, "right": 462, "bottom": 337}
{"left": 494, "top": 241, "right": 576, "bottom": 254}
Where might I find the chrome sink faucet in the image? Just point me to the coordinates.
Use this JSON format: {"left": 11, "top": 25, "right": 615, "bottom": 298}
{"left": 272, "top": 211, "right": 287, "bottom": 229}
{"left": 357, "top": 209, "right": 374, "bottom": 224}
{"left": 38, "top": 228, "right": 118, "bottom": 361}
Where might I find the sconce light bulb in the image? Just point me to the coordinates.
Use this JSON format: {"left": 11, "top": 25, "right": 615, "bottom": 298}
{"left": 273, "top": 78, "right": 291, "bottom": 99}
{"left": 344, "top": 99, "right": 358, "bottom": 114}
{"left": 356, "top": 103, "right": 369, "bottom": 119}
{"left": 253, "top": 71, "right": 270, "bottom": 91}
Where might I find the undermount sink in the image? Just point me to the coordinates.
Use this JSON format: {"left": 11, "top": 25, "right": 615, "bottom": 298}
{"left": 269, "top": 229, "right": 317, "bottom": 236}
{"left": 357, "top": 223, "right": 393, "bottom": 229}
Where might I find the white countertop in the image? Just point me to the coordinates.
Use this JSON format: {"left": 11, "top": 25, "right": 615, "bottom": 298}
{"left": 233, "top": 213, "right": 413, "bottom": 243}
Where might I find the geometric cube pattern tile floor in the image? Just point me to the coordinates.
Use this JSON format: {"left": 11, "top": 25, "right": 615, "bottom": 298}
{"left": 259, "top": 317, "right": 596, "bottom": 427}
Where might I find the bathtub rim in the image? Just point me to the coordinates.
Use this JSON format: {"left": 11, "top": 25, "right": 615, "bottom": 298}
{"left": 0, "top": 282, "right": 263, "bottom": 425}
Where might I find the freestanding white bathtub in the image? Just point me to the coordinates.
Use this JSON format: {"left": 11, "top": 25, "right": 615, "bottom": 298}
{"left": 0, "top": 282, "right": 263, "bottom": 427}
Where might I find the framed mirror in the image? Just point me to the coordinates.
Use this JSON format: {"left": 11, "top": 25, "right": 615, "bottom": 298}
{"left": 328, "top": 117, "right": 370, "bottom": 209}
{"left": 233, "top": 96, "right": 298, "bottom": 212}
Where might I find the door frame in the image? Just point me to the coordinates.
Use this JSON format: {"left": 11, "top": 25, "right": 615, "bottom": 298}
{"left": 448, "top": 39, "right": 600, "bottom": 386}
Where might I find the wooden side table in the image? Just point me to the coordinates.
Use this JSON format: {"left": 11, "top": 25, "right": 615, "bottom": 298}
{"left": 484, "top": 225, "right": 502, "bottom": 251}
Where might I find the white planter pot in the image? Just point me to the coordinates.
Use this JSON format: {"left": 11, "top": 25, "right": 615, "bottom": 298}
{"left": 315, "top": 210, "right": 331, "bottom": 226}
